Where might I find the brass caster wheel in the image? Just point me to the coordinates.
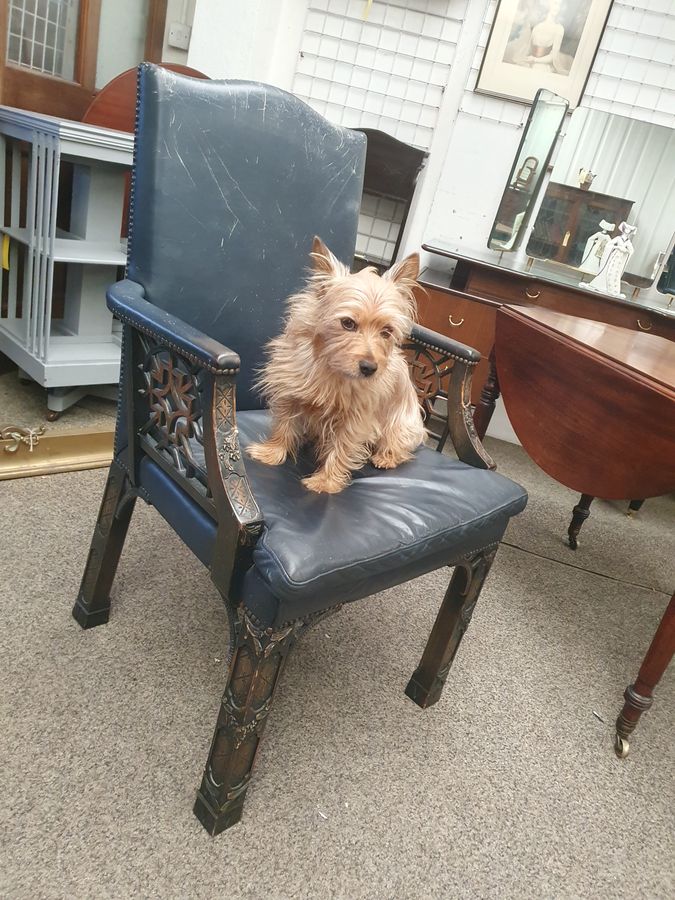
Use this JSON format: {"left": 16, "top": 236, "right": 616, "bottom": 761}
{"left": 614, "top": 734, "right": 629, "bottom": 758}
{"left": 46, "top": 409, "right": 61, "bottom": 422}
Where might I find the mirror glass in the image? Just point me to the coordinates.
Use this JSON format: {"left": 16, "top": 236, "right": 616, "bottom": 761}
{"left": 657, "top": 244, "right": 675, "bottom": 298}
{"left": 488, "top": 88, "right": 568, "bottom": 252}
{"left": 527, "top": 108, "right": 675, "bottom": 289}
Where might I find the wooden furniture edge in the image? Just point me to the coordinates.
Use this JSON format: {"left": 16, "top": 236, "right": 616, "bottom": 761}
{"left": 498, "top": 306, "right": 675, "bottom": 401}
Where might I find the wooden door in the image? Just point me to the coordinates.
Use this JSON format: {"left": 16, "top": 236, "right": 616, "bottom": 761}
{"left": 0, "top": 0, "right": 168, "bottom": 120}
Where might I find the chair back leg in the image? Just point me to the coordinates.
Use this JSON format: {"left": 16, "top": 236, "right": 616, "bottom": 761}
{"left": 405, "top": 546, "right": 498, "bottom": 709}
{"left": 72, "top": 460, "right": 137, "bottom": 629}
{"left": 193, "top": 610, "right": 297, "bottom": 836}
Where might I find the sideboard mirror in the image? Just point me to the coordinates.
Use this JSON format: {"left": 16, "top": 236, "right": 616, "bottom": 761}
{"left": 488, "top": 88, "right": 568, "bottom": 252}
{"left": 526, "top": 108, "right": 675, "bottom": 288}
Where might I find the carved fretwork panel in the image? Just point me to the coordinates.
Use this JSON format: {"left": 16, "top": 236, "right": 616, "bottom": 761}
{"left": 136, "top": 333, "right": 206, "bottom": 481}
{"left": 403, "top": 341, "right": 455, "bottom": 420}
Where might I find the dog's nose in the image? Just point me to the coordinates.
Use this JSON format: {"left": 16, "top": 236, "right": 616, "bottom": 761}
{"left": 359, "top": 359, "right": 378, "bottom": 377}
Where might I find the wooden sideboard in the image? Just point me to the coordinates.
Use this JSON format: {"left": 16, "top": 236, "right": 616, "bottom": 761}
{"left": 415, "top": 249, "right": 675, "bottom": 438}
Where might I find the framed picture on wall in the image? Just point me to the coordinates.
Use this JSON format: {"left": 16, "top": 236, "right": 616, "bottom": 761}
{"left": 475, "top": 0, "right": 614, "bottom": 109}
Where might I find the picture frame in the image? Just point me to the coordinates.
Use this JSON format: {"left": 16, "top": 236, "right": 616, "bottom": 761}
{"left": 475, "top": 0, "right": 614, "bottom": 109}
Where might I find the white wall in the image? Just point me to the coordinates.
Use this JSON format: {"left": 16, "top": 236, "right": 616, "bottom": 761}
{"left": 187, "top": 0, "right": 305, "bottom": 85}
{"left": 95, "top": 0, "right": 150, "bottom": 88}
{"left": 161, "top": 0, "right": 196, "bottom": 66}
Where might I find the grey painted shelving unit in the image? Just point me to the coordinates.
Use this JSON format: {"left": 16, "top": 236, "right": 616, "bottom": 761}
{"left": 0, "top": 106, "right": 133, "bottom": 415}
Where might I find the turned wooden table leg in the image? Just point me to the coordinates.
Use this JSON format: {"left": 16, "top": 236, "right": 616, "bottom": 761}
{"left": 567, "top": 493, "right": 594, "bottom": 550}
{"left": 615, "top": 592, "right": 675, "bottom": 758}
{"left": 473, "top": 348, "right": 499, "bottom": 441}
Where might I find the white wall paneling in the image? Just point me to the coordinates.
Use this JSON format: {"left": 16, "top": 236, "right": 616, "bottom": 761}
{"left": 292, "top": 0, "right": 470, "bottom": 264}
{"left": 294, "top": 0, "right": 467, "bottom": 151}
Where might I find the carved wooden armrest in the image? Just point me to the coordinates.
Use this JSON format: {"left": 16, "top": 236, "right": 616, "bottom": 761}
{"left": 404, "top": 325, "right": 494, "bottom": 470}
{"left": 108, "top": 279, "right": 240, "bottom": 375}
{"left": 110, "top": 281, "right": 263, "bottom": 578}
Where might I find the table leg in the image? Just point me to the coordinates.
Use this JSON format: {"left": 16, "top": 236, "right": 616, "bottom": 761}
{"left": 473, "top": 348, "right": 500, "bottom": 441}
{"left": 567, "top": 493, "right": 594, "bottom": 549}
{"left": 615, "top": 592, "right": 675, "bottom": 757}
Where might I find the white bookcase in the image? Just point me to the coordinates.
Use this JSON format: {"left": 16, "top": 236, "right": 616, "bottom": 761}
{"left": 0, "top": 106, "right": 133, "bottom": 416}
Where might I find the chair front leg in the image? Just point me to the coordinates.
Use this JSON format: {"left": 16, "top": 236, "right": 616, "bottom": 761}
{"left": 405, "top": 546, "right": 498, "bottom": 709}
{"left": 193, "top": 609, "right": 297, "bottom": 836}
{"left": 72, "top": 460, "right": 137, "bottom": 629}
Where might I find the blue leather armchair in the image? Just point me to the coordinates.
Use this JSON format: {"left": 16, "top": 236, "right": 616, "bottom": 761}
{"left": 73, "top": 65, "right": 527, "bottom": 836}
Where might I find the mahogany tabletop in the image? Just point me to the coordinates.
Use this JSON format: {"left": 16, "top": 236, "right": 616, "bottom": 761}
{"left": 495, "top": 305, "right": 675, "bottom": 500}
{"left": 506, "top": 306, "right": 675, "bottom": 395}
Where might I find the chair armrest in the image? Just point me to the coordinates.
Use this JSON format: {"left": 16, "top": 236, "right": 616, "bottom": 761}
{"left": 113, "top": 278, "right": 263, "bottom": 592}
{"left": 405, "top": 325, "right": 494, "bottom": 471}
{"left": 107, "top": 279, "right": 240, "bottom": 375}
{"left": 410, "top": 323, "right": 481, "bottom": 365}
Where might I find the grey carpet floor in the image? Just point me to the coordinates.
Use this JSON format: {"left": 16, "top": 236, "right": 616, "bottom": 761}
{"left": 1, "top": 438, "right": 673, "bottom": 899}
{"left": 0, "top": 370, "right": 116, "bottom": 433}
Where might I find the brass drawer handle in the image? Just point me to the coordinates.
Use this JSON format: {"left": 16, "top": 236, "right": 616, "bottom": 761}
{"left": 525, "top": 287, "right": 541, "bottom": 300}
{"left": 637, "top": 319, "right": 652, "bottom": 331}
{"left": 448, "top": 315, "right": 464, "bottom": 327}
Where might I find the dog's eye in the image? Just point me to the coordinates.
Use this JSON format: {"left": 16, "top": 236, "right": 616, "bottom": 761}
{"left": 341, "top": 317, "right": 357, "bottom": 331}
{"left": 381, "top": 327, "right": 393, "bottom": 339}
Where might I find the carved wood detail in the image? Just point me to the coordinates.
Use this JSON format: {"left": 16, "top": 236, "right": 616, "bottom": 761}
{"left": 405, "top": 545, "right": 498, "bottom": 709}
{"left": 211, "top": 378, "right": 261, "bottom": 526}
{"left": 137, "top": 334, "right": 205, "bottom": 479}
{"left": 194, "top": 605, "right": 336, "bottom": 835}
{"left": 404, "top": 335, "right": 494, "bottom": 470}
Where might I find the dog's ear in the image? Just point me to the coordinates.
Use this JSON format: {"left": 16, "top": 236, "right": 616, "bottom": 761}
{"left": 311, "top": 236, "right": 342, "bottom": 276}
{"left": 383, "top": 252, "right": 420, "bottom": 289}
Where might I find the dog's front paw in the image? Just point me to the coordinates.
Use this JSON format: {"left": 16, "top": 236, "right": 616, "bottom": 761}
{"left": 371, "top": 448, "right": 410, "bottom": 469}
{"left": 247, "top": 441, "right": 287, "bottom": 466}
{"left": 302, "top": 471, "right": 346, "bottom": 494}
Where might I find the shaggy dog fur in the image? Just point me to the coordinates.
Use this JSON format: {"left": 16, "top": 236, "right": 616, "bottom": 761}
{"left": 247, "top": 236, "right": 426, "bottom": 493}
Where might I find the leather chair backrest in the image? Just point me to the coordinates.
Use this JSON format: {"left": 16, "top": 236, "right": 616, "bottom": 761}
{"left": 128, "top": 64, "right": 366, "bottom": 409}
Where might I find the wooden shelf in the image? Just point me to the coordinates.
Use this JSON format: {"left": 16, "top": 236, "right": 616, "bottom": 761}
{"left": 1, "top": 225, "right": 126, "bottom": 266}
{"left": 0, "top": 108, "right": 132, "bottom": 407}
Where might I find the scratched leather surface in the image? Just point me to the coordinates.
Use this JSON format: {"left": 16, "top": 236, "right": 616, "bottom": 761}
{"left": 127, "top": 64, "right": 366, "bottom": 410}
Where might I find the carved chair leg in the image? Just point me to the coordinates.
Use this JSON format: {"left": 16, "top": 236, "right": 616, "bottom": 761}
{"left": 615, "top": 592, "right": 675, "bottom": 758}
{"left": 405, "top": 547, "right": 498, "bottom": 709}
{"left": 72, "top": 460, "right": 137, "bottom": 629}
{"left": 194, "top": 610, "right": 296, "bottom": 836}
{"left": 567, "top": 493, "right": 594, "bottom": 550}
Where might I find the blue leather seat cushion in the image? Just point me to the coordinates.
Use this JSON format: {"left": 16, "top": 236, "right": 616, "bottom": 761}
{"left": 139, "top": 410, "right": 527, "bottom": 625}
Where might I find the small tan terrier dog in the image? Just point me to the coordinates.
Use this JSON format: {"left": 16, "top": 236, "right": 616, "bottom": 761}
{"left": 247, "top": 236, "right": 425, "bottom": 493}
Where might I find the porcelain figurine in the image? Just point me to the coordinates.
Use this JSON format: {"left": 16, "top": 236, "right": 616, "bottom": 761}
{"left": 580, "top": 222, "right": 637, "bottom": 298}
{"left": 578, "top": 219, "right": 614, "bottom": 276}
